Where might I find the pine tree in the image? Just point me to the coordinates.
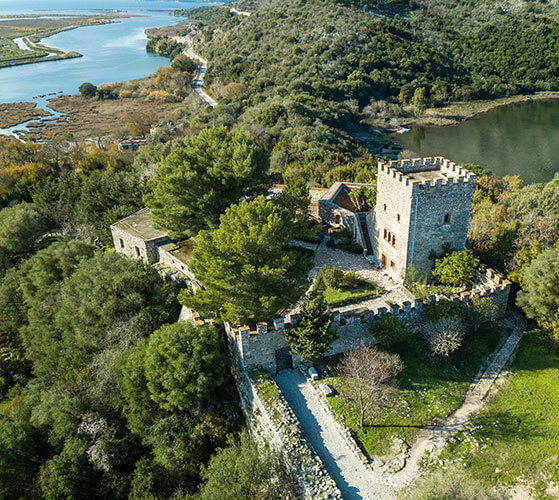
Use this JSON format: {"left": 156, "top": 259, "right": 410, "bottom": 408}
{"left": 285, "top": 294, "right": 335, "bottom": 361}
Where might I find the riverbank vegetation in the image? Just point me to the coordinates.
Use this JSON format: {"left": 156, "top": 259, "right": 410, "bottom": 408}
{"left": 165, "top": 0, "right": 556, "bottom": 170}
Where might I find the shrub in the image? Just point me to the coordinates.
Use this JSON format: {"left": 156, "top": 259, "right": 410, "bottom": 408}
{"left": 370, "top": 314, "right": 414, "bottom": 349}
{"left": 405, "top": 466, "right": 510, "bottom": 500}
{"left": 78, "top": 82, "right": 97, "bottom": 98}
{"left": 424, "top": 299, "right": 465, "bottom": 322}
{"left": 423, "top": 316, "right": 466, "bottom": 358}
{"left": 432, "top": 249, "right": 479, "bottom": 286}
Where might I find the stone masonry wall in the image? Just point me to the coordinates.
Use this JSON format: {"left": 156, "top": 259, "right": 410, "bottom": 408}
{"left": 228, "top": 266, "right": 511, "bottom": 373}
{"left": 158, "top": 246, "right": 195, "bottom": 280}
{"left": 374, "top": 158, "right": 475, "bottom": 281}
{"left": 373, "top": 165, "right": 414, "bottom": 281}
{"left": 111, "top": 224, "right": 168, "bottom": 264}
{"left": 227, "top": 338, "right": 342, "bottom": 500}
{"left": 408, "top": 179, "right": 475, "bottom": 279}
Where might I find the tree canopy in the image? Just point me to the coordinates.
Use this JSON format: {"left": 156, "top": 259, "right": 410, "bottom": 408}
{"left": 0, "top": 203, "right": 48, "bottom": 256}
{"left": 145, "top": 127, "right": 269, "bottom": 238}
{"left": 284, "top": 294, "right": 335, "bottom": 361}
{"left": 432, "top": 249, "right": 479, "bottom": 286}
{"left": 517, "top": 248, "right": 559, "bottom": 345}
{"left": 142, "top": 322, "right": 224, "bottom": 411}
{"left": 180, "top": 196, "right": 310, "bottom": 324}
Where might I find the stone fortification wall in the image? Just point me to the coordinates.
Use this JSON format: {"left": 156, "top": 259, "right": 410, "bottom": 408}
{"left": 228, "top": 266, "right": 511, "bottom": 373}
{"left": 228, "top": 348, "right": 342, "bottom": 499}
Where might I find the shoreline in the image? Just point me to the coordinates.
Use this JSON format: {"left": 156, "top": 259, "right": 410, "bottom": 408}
{"left": 0, "top": 14, "right": 134, "bottom": 69}
{"left": 398, "top": 91, "right": 559, "bottom": 129}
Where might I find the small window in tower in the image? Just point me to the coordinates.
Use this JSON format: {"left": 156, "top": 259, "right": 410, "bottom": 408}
{"left": 444, "top": 213, "right": 451, "bottom": 225}
{"left": 390, "top": 260, "right": 396, "bottom": 270}
{"left": 397, "top": 213, "right": 400, "bottom": 222}
{"left": 119, "top": 238, "right": 124, "bottom": 249}
{"left": 392, "top": 235, "right": 396, "bottom": 246}
{"left": 384, "top": 228, "right": 387, "bottom": 239}
{"left": 383, "top": 203, "right": 387, "bottom": 211}
{"left": 135, "top": 246, "right": 140, "bottom": 257}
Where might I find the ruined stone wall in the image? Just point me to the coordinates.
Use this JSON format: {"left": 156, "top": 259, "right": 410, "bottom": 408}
{"left": 228, "top": 349, "right": 342, "bottom": 499}
{"left": 158, "top": 246, "right": 195, "bottom": 280}
{"left": 111, "top": 224, "right": 168, "bottom": 264}
{"left": 318, "top": 200, "right": 355, "bottom": 231}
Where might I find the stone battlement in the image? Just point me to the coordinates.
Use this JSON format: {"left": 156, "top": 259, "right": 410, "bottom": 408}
{"left": 378, "top": 157, "right": 475, "bottom": 191}
{"left": 227, "top": 266, "right": 511, "bottom": 374}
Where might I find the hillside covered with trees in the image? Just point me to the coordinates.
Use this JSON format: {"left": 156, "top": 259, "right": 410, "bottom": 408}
{"left": 170, "top": 0, "right": 559, "bottom": 176}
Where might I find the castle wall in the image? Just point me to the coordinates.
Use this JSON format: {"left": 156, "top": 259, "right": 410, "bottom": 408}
{"left": 408, "top": 177, "right": 475, "bottom": 278}
{"left": 227, "top": 267, "right": 511, "bottom": 373}
{"left": 373, "top": 166, "right": 414, "bottom": 281}
{"left": 111, "top": 224, "right": 168, "bottom": 264}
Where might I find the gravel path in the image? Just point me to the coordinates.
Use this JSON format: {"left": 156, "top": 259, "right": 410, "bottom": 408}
{"left": 391, "top": 322, "right": 524, "bottom": 485}
{"left": 170, "top": 36, "right": 217, "bottom": 108}
{"left": 311, "top": 241, "right": 396, "bottom": 291}
{"left": 274, "top": 370, "right": 396, "bottom": 500}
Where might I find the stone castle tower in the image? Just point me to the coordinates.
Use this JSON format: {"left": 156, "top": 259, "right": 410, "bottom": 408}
{"left": 372, "top": 157, "right": 476, "bottom": 281}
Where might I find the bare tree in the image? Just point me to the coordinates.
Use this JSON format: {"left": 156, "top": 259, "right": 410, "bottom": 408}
{"left": 338, "top": 347, "right": 403, "bottom": 427}
{"left": 423, "top": 316, "right": 466, "bottom": 358}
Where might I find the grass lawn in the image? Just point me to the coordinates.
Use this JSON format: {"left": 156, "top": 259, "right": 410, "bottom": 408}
{"left": 325, "top": 323, "right": 503, "bottom": 457}
{"left": 322, "top": 280, "right": 382, "bottom": 307}
{"left": 432, "top": 332, "right": 559, "bottom": 498}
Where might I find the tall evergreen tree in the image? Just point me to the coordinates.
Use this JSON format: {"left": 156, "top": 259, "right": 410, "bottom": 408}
{"left": 285, "top": 294, "right": 335, "bottom": 361}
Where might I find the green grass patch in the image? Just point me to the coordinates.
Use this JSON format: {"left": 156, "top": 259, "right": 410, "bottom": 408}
{"left": 314, "top": 265, "right": 384, "bottom": 307}
{"left": 321, "top": 280, "right": 381, "bottom": 307}
{"left": 326, "top": 323, "right": 502, "bottom": 456}
{"left": 434, "top": 331, "right": 559, "bottom": 497}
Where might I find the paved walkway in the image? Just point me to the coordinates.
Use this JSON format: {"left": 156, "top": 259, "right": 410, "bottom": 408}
{"left": 274, "top": 370, "right": 395, "bottom": 500}
{"left": 312, "top": 240, "right": 396, "bottom": 291}
{"left": 392, "top": 324, "right": 524, "bottom": 485}
{"left": 170, "top": 36, "right": 217, "bottom": 107}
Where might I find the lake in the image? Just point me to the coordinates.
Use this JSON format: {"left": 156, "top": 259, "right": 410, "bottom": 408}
{"left": 395, "top": 99, "right": 559, "bottom": 184}
{"left": 0, "top": 1, "right": 223, "bottom": 105}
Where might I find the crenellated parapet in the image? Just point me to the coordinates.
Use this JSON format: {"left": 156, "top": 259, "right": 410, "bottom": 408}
{"left": 377, "top": 157, "right": 476, "bottom": 192}
{"left": 225, "top": 267, "right": 511, "bottom": 374}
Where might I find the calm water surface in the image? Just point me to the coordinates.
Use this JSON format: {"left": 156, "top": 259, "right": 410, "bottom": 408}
{"left": 395, "top": 99, "right": 559, "bottom": 184}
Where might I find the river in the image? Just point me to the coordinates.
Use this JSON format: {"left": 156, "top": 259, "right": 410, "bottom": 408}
{"left": 0, "top": 1, "right": 223, "bottom": 106}
{"left": 395, "top": 99, "right": 559, "bottom": 184}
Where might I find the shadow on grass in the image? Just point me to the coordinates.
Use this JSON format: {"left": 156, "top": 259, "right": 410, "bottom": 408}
{"left": 470, "top": 410, "right": 542, "bottom": 442}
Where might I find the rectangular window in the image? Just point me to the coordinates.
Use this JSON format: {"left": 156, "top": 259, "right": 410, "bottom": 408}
{"left": 397, "top": 214, "right": 400, "bottom": 222}
{"left": 384, "top": 228, "right": 387, "bottom": 239}
{"left": 119, "top": 238, "right": 124, "bottom": 249}
{"left": 135, "top": 246, "right": 140, "bottom": 257}
{"left": 390, "top": 260, "right": 395, "bottom": 270}
{"left": 392, "top": 235, "right": 396, "bottom": 246}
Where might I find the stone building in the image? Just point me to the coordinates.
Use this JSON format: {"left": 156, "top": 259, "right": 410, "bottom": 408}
{"left": 370, "top": 157, "right": 475, "bottom": 282}
{"left": 111, "top": 208, "right": 196, "bottom": 281}
{"left": 318, "top": 182, "right": 375, "bottom": 255}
